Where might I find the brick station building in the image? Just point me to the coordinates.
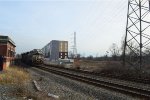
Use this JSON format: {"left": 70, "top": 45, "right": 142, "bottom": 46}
{"left": 0, "top": 35, "right": 16, "bottom": 70}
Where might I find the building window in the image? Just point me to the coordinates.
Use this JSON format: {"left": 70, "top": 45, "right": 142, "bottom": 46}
{"left": 61, "top": 42, "right": 63, "bottom": 48}
{"left": 65, "top": 49, "right": 67, "bottom": 52}
{"left": 8, "top": 50, "right": 11, "bottom": 57}
{"left": 60, "top": 42, "right": 63, "bottom": 52}
{"left": 65, "top": 53, "right": 67, "bottom": 56}
{"left": 65, "top": 56, "right": 67, "bottom": 58}
{"left": 65, "top": 43, "right": 67, "bottom": 47}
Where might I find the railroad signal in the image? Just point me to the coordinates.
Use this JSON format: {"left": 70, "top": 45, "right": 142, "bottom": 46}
{"left": 123, "top": 0, "right": 150, "bottom": 69}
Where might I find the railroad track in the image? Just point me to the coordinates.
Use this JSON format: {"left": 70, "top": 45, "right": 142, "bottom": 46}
{"left": 44, "top": 64, "right": 150, "bottom": 84}
{"left": 99, "top": 73, "right": 150, "bottom": 84}
{"left": 35, "top": 65, "right": 150, "bottom": 99}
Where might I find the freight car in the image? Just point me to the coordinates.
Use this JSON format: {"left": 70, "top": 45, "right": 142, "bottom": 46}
{"left": 21, "top": 49, "right": 44, "bottom": 65}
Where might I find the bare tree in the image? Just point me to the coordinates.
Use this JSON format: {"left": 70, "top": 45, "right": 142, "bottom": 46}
{"left": 109, "top": 43, "right": 120, "bottom": 60}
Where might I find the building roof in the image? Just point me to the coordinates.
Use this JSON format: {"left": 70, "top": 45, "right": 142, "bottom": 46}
{"left": 0, "top": 35, "right": 16, "bottom": 47}
{"left": 51, "top": 40, "right": 68, "bottom": 42}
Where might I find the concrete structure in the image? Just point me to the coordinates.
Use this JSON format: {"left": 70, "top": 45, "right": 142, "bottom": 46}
{"left": 0, "top": 35, "right": 16, "bottom": 70}
{"left": 42, "top": 40, "right": 68, "bottom": 61}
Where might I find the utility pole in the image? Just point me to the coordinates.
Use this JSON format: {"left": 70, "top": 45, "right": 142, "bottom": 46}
{"left": 123, "top": 0, "right": 150, "bottom": 69}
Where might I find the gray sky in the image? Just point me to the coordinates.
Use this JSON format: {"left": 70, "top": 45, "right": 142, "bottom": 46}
{"left": 0, "top": 0, "right": 128, "bottom": 56}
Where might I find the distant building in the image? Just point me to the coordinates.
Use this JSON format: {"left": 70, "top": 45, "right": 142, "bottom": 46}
{"left": 42, "top": 40, "right": 68, "bottom": 61}
{"left": 0, "top": 35, "right": 16, "bottom": 70}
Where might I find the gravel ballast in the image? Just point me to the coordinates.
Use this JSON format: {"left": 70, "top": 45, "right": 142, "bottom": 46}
{"left": 27, "top": 67, "right": 140, "bottom": 100}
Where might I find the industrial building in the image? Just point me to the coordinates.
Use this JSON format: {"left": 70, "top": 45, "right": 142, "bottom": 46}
{"left": 42, "top": 40, "right": 68, "bottom": 61}
{"left": 0, "top": 35, "right": 16, "bottom": 70}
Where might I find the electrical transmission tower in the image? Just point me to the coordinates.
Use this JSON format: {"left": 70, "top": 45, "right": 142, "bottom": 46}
{"left": 123, "top": 0, "right": 150, "bottom": 69}
{"left": 73, "top": 32, "right": 77, "bottom": 58}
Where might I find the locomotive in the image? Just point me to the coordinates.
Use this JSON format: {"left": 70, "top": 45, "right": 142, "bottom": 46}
{"left": 21, "top": 49, "right": 44, "bottom": 65}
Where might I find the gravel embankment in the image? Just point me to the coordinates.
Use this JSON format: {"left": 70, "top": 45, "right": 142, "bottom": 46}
{"left": 0, "top": 81, "right": 35, "bottom": 100}
{"left": 27, "top": 67, "right": 140, "bottom": 100}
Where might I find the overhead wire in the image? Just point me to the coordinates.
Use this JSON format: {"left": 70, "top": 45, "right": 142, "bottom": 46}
{"left": 85, "top": 0, "right": 127, "bottom": 41}
{"left": 81, "top": 0, "right": 127, "bottom": 35}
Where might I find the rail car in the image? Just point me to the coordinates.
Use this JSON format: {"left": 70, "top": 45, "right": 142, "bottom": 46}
{"left": 21, "top": 49, "right": 44, "bottom": 65}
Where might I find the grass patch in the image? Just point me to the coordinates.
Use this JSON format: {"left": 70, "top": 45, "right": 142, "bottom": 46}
{"left": 0, "top": 66, "right": 55, "bottom": 100}
{"left": 0, "top": 66, "right": 30, "bottom": 85}
{"left": 79, "top": 60, "right": 108, "bottom": 71}
{"left": 0, "top": 66, "right": 32, "bottom": 98}
{"left": 79, "top": 60, "right": 150, "bottom": 82}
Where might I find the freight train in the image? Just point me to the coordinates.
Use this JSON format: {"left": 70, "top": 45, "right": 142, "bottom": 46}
{"left": 21, "top": 49, "right": 44, "bottom": 65}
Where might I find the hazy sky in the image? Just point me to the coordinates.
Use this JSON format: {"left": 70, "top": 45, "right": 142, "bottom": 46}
{"left": 0, "top": 0, "right": 128, "bottom": 56}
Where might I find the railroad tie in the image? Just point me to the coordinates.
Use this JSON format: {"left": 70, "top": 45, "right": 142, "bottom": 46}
{"left": 33, "top": 80, "right": 42, "bottom": 91}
